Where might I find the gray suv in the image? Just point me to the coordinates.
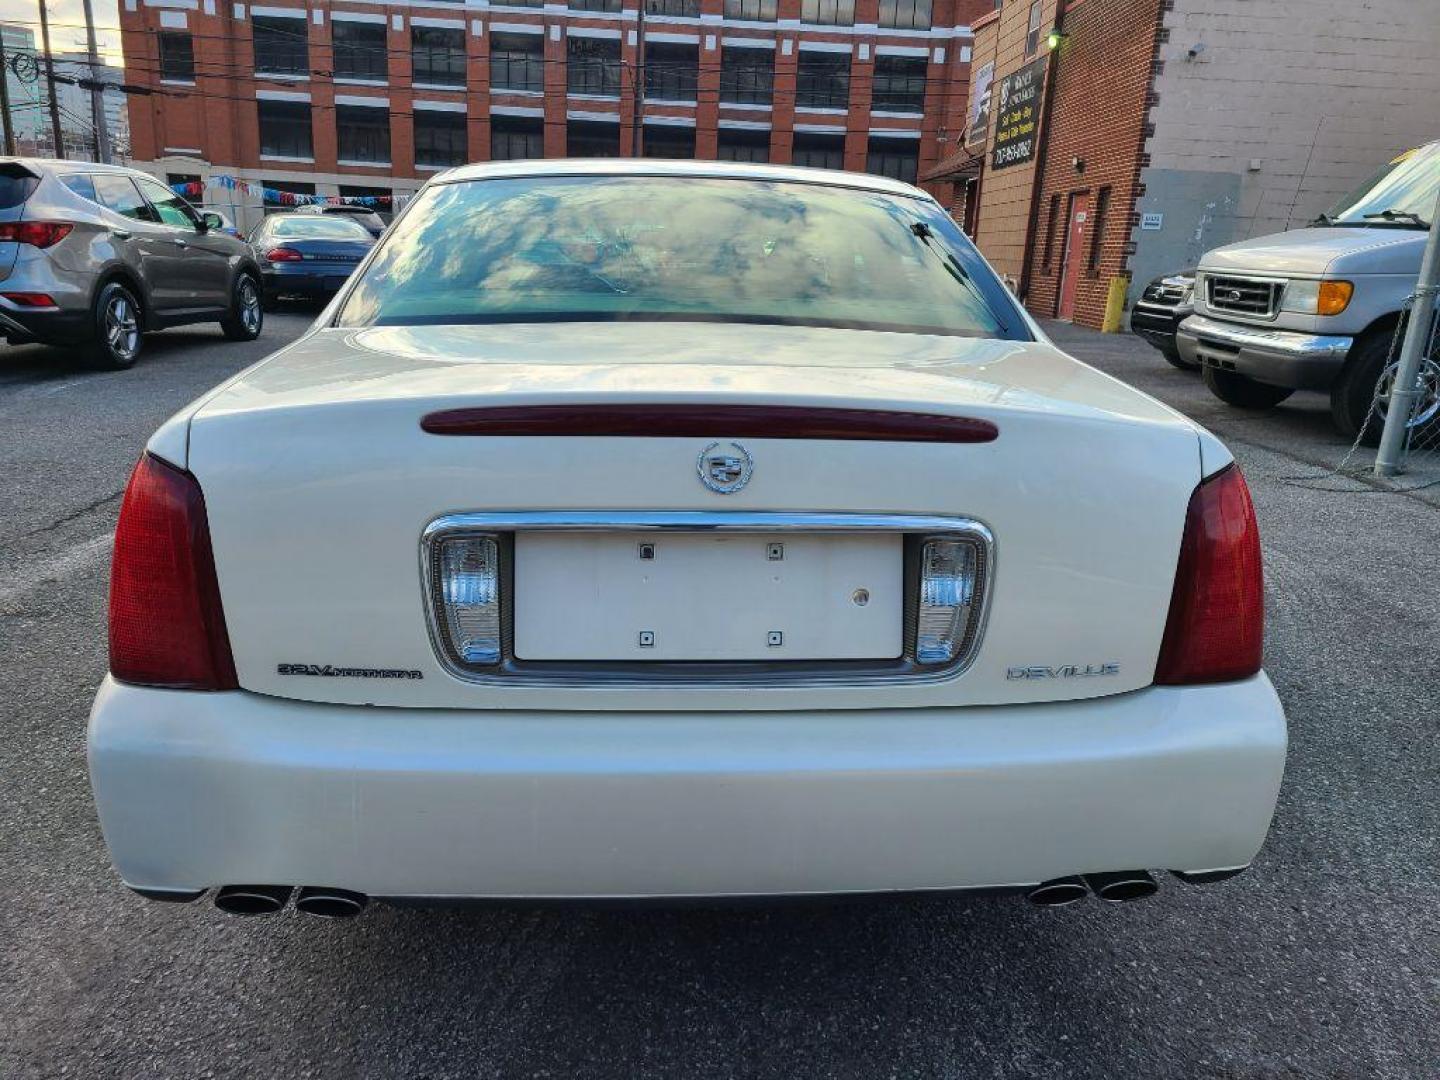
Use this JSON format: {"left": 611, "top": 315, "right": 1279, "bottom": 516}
{"left": 0, "top": 159, "right": 264, "bottom": 369}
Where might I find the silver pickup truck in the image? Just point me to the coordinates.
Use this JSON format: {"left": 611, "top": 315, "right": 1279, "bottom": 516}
{"left": 1178, "top": 142, "right": 1440, "bottom": 444}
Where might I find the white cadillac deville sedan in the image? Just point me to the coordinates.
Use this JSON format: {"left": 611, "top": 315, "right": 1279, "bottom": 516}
{"left": 88, "top": 161, "right": 1286, "bottom": 918}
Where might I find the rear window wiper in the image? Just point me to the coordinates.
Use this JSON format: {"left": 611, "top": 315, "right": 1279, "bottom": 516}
{"left": 908, "top": 220, "right": 1013, "bottom": 337}
{"left": 1362, "top": 208, "right": 1430, "bottom": 227}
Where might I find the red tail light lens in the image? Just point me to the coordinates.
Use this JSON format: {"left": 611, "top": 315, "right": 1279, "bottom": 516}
{"left": 0, "top": 221, "right": 74, "bottom": 248}
{"left": 264, "top": 246, "right": 304, "bottom": 262}
{"left": 1154, "top": 464, "right": 1264, "bottom": 685}
{"left": 1, "top": 292, "right": 59, "bottom": 308}
{"left": 109, "top": 453, "right": 238, "bottom": 690}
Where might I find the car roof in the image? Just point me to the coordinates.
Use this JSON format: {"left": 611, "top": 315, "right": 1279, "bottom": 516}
{"left": 431, "top": 159, "right": 929, "bottom": 200}
{"left": 0, "top": 157, "right": 162, "bottom": 179}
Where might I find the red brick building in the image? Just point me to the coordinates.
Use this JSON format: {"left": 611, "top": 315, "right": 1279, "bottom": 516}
{"left": 118, "top": 0, "right": 995, "bottom": 230}
{"left": 928, "top": 0, "right": 1166, "bottom": 330}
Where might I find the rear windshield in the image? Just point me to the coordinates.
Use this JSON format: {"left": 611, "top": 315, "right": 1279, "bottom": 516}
{"left": 0, "top": 168, "right": 39, "bottom": 210}
{"left": 337, "top": 176, "right": 1026, "bottom": 339}
{"left": 268, "top": 216, "right": 373, "bottom": 240}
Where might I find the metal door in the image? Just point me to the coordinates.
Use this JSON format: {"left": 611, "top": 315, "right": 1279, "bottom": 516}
{"left": 1057, "top": 191, "right": 1089, "bottom": 321}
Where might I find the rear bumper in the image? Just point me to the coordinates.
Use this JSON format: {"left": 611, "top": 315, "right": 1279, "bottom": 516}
{"left": 260, "top": 267, "right": 352, "bottom": 296}
{"left": 88, "top": 674, "right": 1287, "bottom": 899}
{"left": 0, "top": 300, "right": 91, "bottom": 345}
{"left": 1177, "top": 313, "right": 1352, "bottom": 390}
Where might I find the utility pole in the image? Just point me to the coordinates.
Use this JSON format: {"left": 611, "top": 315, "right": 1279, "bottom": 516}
{"left": 631, "top": 3, "right": 644, "bottom": 157}
{"left": 80, "top": 0, "right": 111, "bottom": 162}
{"left": 1375, "top": 185, "right": 1440, "bottom": 476}
{"left": 0, "top": 27, "right": 17, "bottom": 155}
{"left": 36, "top": 0, "right": 66, "bottom": 159}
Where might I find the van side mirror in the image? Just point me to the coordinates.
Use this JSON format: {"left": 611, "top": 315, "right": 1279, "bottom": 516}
{"left": 201, "top": 212, "right": 225, "bottom": 232}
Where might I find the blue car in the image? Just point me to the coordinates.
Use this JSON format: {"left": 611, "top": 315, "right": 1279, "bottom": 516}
{"left": 247, "top": 213, "right": 375, "bottom": 306}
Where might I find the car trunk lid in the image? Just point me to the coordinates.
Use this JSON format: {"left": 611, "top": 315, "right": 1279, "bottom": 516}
{"left": 186, "top": 321, "right": 1204, "bottom": 711}
{"left": 0, "top": 162, "right": 41, "bottom": 281}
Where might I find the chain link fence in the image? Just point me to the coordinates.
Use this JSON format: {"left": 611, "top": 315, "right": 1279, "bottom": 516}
{"left": 1334, "top": 294, "right": 1440, "bottom": 479}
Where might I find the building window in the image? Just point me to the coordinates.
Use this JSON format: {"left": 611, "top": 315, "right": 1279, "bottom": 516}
{"left": 1089, "top": 186, "right": 1111, "bottom": 271}
{"left": 332, "top": 19, "right": 387, "bottom": 80}
{"left": 795, "top": 50, "right": 850, "bottom": 110}
{"left": 723, "top": 0, "right": 777, "bottom": 21}
{"left": 719, "top": 45, "right": 773, "bottom": 105}
{"left": 645, "top": 0, "right": 700, "bottom": 15}
{"left": 877, "top": 0, "right": 931, "bottom": 31}
{"left": 567, "top": 36, "right": 622, "bottom": 97}
{"left": 872, "top": 55, "right": 926, "bottom": 112}
{"left": 866, "top": 137, "right": 918, "bottom": 184}
{"left": 261, "top": 179, "right": 315, "bottom": 213}
{"left": 716, "top": 127, "right": 770, "bottom": 162}
{"left": 415, "top": 110, "right": 467, "bottom": 167}
{"left": 166, "top": 172, "right": 201, "bottom": 190}
{"left": 801, "top": 0, "right": 854, "bottom": 24}
{"left": 491, "top": 32, "right": 544, "bottom": 93}
{"left": 643, "top": 41, "right": 698, "bottom": 102}
{"left": 1041, "top": 192, "right": 1060, "bottom": 270}
{"left": 336, "top": 104, "right": 390, "bottom": 164}
{"left": 490, "top": 0, "right": 542, "bottom": 7}
{"left": 491, "top": 115, "right": 544, "bottom": 160}
{"left": 158, "top": 31, "right": 195, "bottom": 81}
{"left": 412, "top": 26, "right": 466, "bottom": 87}
{"left": 566, "top": 120, "right": 621, "bottom": 157}
{"left": 1025, "top": 0, "right": 1043, "bottom": 56}
{"left": 251, "top": 16, "right": 308, "bottom": 77}
{"left": 643, "top": 124, "right": 695, "bottom": 159}
{"left": 257, "top": 99, "right": 313, "bottom": 158}
{"left": 569, "top": 0, "right": 622, "bottom": 11}
{"left": 791, "top": 132, "right": 844, "bottom": 170}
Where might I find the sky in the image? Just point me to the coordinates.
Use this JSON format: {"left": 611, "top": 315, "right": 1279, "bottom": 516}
{"left": 1, "top": 0, "right": 124, "bottom": 64}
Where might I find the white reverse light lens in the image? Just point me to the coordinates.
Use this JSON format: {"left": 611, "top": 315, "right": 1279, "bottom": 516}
{"left": 916, "top": 538, "right": 982, "bottom": 665}
{"left": 436, "top": 535, "right": 501, "bottom": 665}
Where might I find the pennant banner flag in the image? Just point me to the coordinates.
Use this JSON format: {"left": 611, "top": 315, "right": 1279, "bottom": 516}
{"left": 171, "top": 174, "right": 396, "bottom": 208}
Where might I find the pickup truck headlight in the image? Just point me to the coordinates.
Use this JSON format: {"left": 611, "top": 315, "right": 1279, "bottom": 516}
{"left": 1281, "top": 279, "right": 1353, "bottom": 316}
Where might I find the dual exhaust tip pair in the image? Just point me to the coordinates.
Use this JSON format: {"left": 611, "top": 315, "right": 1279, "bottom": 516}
{"left": 213, "top": 884, "right": 367, "bottom": 918}
{"left": 1026, "top": 870, "right": 1159, "bottom": 907}
{"left": 213, "top": 868, "right": 1199, "bottom": 914}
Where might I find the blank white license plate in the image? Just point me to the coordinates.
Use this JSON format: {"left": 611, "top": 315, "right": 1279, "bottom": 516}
{"left": 513, "top": 532, "right": 903, "bottom": 661}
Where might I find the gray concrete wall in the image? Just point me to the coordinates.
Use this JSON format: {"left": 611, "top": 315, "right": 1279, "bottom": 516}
{"left": 1129, "top": 0, "right": 1439, "bottom": 294}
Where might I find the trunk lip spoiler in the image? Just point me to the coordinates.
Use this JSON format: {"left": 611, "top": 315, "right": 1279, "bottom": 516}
{"left": 420, "top": 404, "right": 999, "bottom": 443}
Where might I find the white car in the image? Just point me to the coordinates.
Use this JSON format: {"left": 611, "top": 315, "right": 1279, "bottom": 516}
{"left": 88, "top": 161, "right": 1286, "bottom": 918}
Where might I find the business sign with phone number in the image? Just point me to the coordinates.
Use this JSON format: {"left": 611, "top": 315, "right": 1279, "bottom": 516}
{"left": 991, "top": 56, "right": 1048, "bottom": 170}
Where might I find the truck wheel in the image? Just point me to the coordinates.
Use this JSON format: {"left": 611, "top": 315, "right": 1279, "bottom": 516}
{"left": 1202, "top": 366, "right": 1294, "bottom": 409}
{"left": 86, "top": 281, "right": 143, "bottom": 370}
{"left": 220, "top": 273, "right": 264, "bottom": 341}
{"left": 1332, "top": 329, "right": 1440, "bottom": 446}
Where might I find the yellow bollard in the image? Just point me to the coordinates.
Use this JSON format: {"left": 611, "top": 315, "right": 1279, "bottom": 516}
{"left": 1101, "top": 275, "right": 1129, "bottom": 333}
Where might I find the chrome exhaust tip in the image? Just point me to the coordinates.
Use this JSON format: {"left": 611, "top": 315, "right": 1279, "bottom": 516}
{"left": 1083, "top": 870, "right": 1158, "bottom": 903}
{"left": 295, "top": 886, "right": 368, "bottom": 918}
{"left": 1026, "top": 876, "right": 1089, "bottom": 907}
{"left": 214, "top": 884, "right": 292, "bottom": 916}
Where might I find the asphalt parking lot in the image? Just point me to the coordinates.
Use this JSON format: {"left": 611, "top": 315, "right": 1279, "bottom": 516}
{"left": 1, "top": 314, "right": 1437, "bottom": 1079}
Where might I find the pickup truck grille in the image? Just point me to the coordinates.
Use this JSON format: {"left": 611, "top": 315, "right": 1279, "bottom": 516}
{"left": 1141, "top": 281, "right": 1188, "bottom": 307}
{"left": 1206, "top": 275, "right": 1283, "bottom": 318}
